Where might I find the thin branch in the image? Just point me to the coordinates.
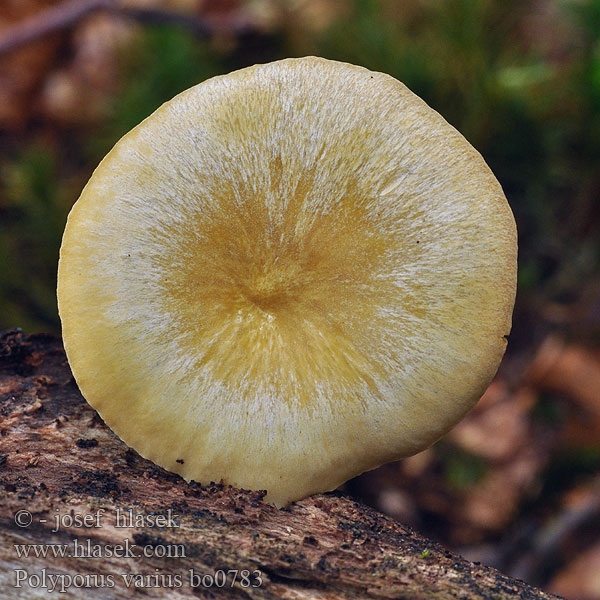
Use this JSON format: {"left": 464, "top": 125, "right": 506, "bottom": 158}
{"left": 120, "top": 6, "right": 212, "bottom": 38}
{"left": 0, "top": 0, "right": 115, "bottom": 55}
{"left": 0, "top": 0, "right": 243, "bottom": 57}
{"left": 502, "top": 476, "right": 600, "bottom": 585}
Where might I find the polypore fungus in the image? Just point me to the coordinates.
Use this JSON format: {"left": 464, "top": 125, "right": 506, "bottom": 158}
{"left": 57, "top": 57, "right": 517, "bottom": 507}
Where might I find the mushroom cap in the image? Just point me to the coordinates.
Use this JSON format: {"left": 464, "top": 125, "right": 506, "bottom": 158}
{"left": 58, "top": 57, "right": 517, "bottom": 506}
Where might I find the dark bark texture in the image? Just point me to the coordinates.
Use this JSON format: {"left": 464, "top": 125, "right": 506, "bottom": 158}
{"left": 0, "top": 330, "right": 563, "bottom": 599}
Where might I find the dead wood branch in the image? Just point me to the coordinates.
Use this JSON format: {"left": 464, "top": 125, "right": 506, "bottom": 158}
{"left": 0, "top": 330, "right": 563, "bottom": 599}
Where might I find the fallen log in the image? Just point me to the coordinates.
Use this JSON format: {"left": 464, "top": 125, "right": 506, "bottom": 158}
{"left": 0, "top": 330, "right": 561, "bottom": 599}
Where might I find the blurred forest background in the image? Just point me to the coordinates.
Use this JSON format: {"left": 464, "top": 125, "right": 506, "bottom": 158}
{"left": 1, "top": 0, "right": 600, "bottom": 598}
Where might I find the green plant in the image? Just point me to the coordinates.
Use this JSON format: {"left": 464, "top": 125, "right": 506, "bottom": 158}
{"left": 0, "top": 143, "right": 72, "bottom": 332}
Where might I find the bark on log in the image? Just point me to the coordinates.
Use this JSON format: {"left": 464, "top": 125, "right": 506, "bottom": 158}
{"left": 0, "top": 330, "right": 562, "bottom": 599}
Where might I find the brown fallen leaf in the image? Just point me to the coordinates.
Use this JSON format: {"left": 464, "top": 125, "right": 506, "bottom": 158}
{"left": 449, "top": 382, "right": 537, "bottom": 462}
{"left": 527, "top": 336, "right": 600, "bottom": 414}
{"left": 459, "top": 440, "right": 549, "bottom": 536}
{"left": 549, "top": 541, "right": 600, "bottom": 600}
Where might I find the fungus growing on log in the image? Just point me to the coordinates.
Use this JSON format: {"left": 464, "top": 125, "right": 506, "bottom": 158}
{"left": 58, "top": 57, "right": 517, "bottom": 507}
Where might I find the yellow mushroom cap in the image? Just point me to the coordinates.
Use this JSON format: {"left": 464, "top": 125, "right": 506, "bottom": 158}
{"left": 58, "top": 57, "right": 517, "bottom": 507}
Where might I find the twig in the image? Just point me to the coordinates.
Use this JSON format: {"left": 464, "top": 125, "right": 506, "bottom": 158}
{"left": 0, "top": 0, "right": 242, "bottom": 56}
{"left": 120, "top": 6, "right": 212, "bottom": 38}
{"left": 0, "top": 0, "right": 115, "bottom": 55}
{"left": 507, "top": 475, "right": 600, "bottom": 585}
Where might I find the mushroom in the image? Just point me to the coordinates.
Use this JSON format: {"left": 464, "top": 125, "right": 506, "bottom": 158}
{"left": 57, "top": 57, "right": 517, "bottom": 507}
